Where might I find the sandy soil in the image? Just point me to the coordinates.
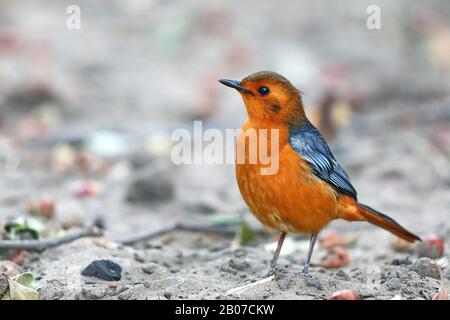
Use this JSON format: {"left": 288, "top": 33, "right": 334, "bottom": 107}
{"left": 0, "top": 101, "right": 448, "bottom": 300}
{"left": 1, "top": 0, "right": 449, "bottom": 301}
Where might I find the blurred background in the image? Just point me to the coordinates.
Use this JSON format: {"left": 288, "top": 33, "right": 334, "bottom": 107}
{"left": 0, "top": 0, "right": 449, "bottom": 256}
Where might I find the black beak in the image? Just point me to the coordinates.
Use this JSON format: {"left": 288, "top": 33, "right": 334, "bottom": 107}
{"left": 219, "top": 79, "right": 252, "bottom": 94}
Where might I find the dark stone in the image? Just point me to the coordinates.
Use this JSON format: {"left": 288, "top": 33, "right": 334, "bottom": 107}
{"left": 392, "top": 257, "right": 412, "bottom": 266}
{"left": 134, "top": 252, "right": 145, "bottom": 263}
{"left": 81, "top": 259, "right": 122, "bottom": 281}
{"left": 125, "top": 167, "right": 174, "bottom": 205}
{"left": 163, "top": 292, "right": 172, "bottom": 299}
{"left": 335, "top": 269, "right": 351, "bottom": 281}
{"left": 233, "top": 249, "right": 247, "bottom": 258}
{"left": 169, "top": 267, "right": 180, "bottom": 274}
{"left": 94, "top": 216, "right": 106, "bottom": 230}
{"left": 228, "top": 258, "right": 250, "bottom": 271}
{"left": 142, "top": 263, "right": 158, "bottom": 275}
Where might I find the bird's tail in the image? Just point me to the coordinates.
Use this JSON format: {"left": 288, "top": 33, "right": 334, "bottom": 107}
{"left": 337, "top": 196, "right": 421, "bottom": 243}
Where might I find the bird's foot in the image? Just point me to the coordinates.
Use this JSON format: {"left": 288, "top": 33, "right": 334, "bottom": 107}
{"left": 302, "top": 264, "right": 311, "bottom": 275}
{"left": 260, "top": 265, "right": 276, "bottom": 279}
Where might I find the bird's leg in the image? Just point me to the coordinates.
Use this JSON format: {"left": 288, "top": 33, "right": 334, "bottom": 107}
{"left": 262, "top": 232, "right": 287, "bottom": 278}
{"left": 302, "top": 232, "right": 318, "bottom": 274}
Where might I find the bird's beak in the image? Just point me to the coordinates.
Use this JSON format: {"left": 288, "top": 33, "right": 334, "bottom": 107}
{"left": 219, "top": 79, "right": 252, "bottom": 94}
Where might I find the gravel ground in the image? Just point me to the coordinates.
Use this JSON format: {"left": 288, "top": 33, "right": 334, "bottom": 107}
{"left": 1, "top": 101, "right": 449, "bottom": 300}
{"left": 1, "top": 0, "right": 449, "bottom": 300}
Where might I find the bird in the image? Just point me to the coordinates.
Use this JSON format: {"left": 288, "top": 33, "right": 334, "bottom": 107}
{"left": 219, "top": 71, "right": 421, "bottom": 275}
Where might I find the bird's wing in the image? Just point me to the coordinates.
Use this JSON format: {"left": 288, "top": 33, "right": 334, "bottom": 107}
{"left": 289, "top": 121, "right": 357, "bottom": 199}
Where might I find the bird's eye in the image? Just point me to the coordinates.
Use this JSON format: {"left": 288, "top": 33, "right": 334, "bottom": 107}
{"left": 257, "top": 86, "right": 270, "bottom": 96}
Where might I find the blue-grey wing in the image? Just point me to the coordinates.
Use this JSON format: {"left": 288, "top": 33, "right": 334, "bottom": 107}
{"left": 289, "top": 121, "right": 357, "bottom": 199}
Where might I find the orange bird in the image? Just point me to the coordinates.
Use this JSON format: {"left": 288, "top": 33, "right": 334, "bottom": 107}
{"left": 219, "top": 71, "right": 420, "bottom": 275}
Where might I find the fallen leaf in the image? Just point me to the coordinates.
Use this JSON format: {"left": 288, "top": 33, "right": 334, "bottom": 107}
{"left": 14, "top": 272, "right": 41, "bottom": 290}
{"left": 4, "top": 216, "right": 45, "bottom": 240}
{"left": 0, "top": 261, "right": 21, "bottom": 277}
{"left": 2, "top": 272, "right": 40, "bottom": 300}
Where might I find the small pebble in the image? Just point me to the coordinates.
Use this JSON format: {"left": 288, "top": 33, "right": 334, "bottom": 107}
{"left": 305, "top": 277, "right": 323, "bottom": 290}
{"left": 169, "top": 267, "right": 180, "bottom": 274}
{"left": 163, "top": 292, "right": 172, "bottom": 299}
{"left": 335, "top": 269, "right": 351, "bottom": 281}
{"left": 409, "top": 258, "right": 441, "bottom": 280}
{"left": 234, "top": 249, "right": 247, "bottom": 258}
{"left": 228, "top": 258, "right": 250, "bottom": 271}
{"left": 134, "top": 253, "right": 145, "bottom": 263}
{"left": 392, "top": 257, "right": 412, "bottom": 266}
{"left": 142, "top": 265, "right": 156, "bottom": 275}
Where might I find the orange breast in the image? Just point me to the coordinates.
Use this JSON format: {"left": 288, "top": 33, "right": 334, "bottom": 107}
{"left": 236, "top": 122, "right": 339, "bottom": 234}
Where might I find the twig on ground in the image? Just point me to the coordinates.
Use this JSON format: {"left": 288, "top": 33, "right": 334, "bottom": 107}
{"left": 0, "top": 227, "right": 102, "bottom": 252}
{"left": 225, "top": 276, "right": 275, "bottom": 295}
{"left": 118, "top": 222, "right": 239, "bottom": 246}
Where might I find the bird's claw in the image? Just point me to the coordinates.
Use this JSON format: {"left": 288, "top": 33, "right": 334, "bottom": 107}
{"left": 302, "top": 264, "right": 310, "bottom": 274}
{"left": 260, "top": 266, "right": 276, "bottom": 279}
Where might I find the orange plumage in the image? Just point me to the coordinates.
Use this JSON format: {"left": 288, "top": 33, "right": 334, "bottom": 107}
{"left": 219, "top": 71, "right": 420, "bottom": 275}
{"left": 236, "top": 121, "right": 337, "bottom": 234}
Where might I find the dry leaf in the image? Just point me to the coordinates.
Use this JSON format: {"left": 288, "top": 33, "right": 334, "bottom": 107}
{"left": 0, "top": 261, "right": 21, "bottom": 277}
{"left": 2, "top": 272, "right": 41, "bottom": 300}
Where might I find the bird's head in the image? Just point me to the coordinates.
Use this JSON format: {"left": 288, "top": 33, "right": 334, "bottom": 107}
{"left": 219, "top": 71, "right": 306, "bottom": 126}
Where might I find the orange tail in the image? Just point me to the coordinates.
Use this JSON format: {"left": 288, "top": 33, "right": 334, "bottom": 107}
{"left": 338, "top": 196, "right": 421, "bottom": 243}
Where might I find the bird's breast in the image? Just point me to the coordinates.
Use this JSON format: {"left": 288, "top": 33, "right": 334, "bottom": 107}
{"left": 236, "top": 125, "right": 338, "bottom": 234}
